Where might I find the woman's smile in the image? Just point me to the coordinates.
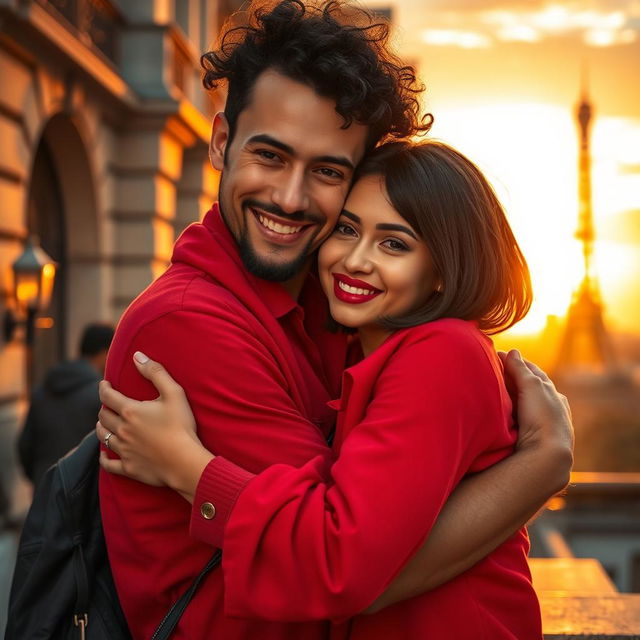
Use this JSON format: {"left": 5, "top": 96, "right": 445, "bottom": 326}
{"left": 332, "top": 273, "right": 382, "bottom": 304}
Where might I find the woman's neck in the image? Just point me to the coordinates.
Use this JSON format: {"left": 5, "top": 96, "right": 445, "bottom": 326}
{"left": 358, "top": 326, "right": 393, "bottom": 358}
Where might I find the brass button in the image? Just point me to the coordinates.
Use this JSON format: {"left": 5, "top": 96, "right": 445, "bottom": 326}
{"left": 200, "top": 502, "right": 216, "bottom": 520}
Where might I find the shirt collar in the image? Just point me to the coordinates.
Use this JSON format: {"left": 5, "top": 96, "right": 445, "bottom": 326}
{"left": 203, "top": 204, "right": 300, "bottom": 319}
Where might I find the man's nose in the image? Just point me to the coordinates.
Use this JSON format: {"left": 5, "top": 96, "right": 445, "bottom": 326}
{"left": 272, "top": 167, "right": 310, "bottom": 214}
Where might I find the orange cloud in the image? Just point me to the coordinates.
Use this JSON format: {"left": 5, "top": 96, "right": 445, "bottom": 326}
{"left": 416, "top": 3, "right": 638, "bottom": 49}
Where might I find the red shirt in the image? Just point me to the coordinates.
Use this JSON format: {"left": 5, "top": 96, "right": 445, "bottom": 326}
{"left": 100, "top": 206, "right": 346, "bottom": 639}
{"left": 191, "top": 320, "right": 542, "bottom": 639}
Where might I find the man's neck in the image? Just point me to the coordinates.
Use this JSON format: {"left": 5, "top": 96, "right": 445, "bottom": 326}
{"left": 280, "top": 263, "right": 312, "bottom": 300}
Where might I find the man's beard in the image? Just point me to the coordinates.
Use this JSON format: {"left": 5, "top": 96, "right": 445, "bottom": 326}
{"left": 219, "top": 191, "right": 317, "bottom": 282}
{"left": 237, "top": 232, "right": 314, "bottom": 282}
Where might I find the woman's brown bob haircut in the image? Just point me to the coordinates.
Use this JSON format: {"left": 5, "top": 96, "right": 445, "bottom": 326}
{"left": 356, "top": 141, "right": 532, "bottom": 334}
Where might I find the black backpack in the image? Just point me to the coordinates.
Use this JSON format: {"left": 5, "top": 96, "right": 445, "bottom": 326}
{"left": 7, "top": 432, "right": 220, "bottom": 640}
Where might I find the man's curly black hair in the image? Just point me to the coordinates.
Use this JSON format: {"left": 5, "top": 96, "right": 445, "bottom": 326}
{"left": 201, "top": 0, "right": 432, "bottom": 153}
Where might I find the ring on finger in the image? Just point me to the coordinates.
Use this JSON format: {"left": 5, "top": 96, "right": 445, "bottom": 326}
{"left": 104, "top": 431, "right": 115, "bottom": 450}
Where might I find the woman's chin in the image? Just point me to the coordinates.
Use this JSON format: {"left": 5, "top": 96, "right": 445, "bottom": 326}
{"left": 329, "top": 309, "right": 361, "bottom": 331}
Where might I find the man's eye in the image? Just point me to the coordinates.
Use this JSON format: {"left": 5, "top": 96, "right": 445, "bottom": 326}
{"left": 257, "top": 150, "right": 278, "bottom": 160}
{"left": 318, "top": 167, "right": 343, "bottom": 179}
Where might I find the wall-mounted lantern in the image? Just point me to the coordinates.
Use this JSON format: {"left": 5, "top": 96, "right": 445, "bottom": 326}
{"left": 3, "top": 236, "right": 57, "bottom": 345}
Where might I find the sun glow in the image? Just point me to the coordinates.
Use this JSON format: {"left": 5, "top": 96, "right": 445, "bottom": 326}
{"left": 426, "top": 103, "right": 640, "bottom": 336}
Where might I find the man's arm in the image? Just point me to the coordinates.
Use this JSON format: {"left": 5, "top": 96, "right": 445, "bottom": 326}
{"left": 366, "top": 350, "right": 573, "bottom": 612}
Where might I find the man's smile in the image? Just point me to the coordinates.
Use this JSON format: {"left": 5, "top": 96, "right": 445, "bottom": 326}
{"left": 249, "top": 207, "right": 316, "bottom": 245}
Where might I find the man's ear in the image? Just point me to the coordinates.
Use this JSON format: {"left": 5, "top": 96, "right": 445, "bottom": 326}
{"left": 209, "top": 112, "right": 229, "bottom": 171}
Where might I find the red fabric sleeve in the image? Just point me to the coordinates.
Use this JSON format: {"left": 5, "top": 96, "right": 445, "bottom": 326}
{"left": 213, "top": 327, "right": 509, "bottom": 622}
{"left": 106, "top": 307, "right": 333, "bottom": 557}
{"left": 190, "top": 457, "right": 255, "bottom": 545}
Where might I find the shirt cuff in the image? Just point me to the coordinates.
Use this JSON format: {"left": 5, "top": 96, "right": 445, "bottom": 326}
{"left": 189, "top": 456, "right": 256, "bottom": 548}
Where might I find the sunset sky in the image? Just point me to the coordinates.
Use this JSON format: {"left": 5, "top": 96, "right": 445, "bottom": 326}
{"left": 375, "top": 0, "right": 640, "bottom": 335}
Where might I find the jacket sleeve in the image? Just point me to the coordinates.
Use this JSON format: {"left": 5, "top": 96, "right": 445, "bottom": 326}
{"left": 195, "top": 328, "right": 508, "bottom": 621}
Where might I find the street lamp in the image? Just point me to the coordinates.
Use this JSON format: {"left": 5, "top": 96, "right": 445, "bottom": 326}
{"left": 4, "top": 236, "right": 57, "bottom": 345}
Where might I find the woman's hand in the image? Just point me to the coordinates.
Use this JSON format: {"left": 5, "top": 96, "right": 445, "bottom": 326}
{"left": 97, "top": 351, "right": 214, "bottom": 502}
{"left": 500, "top": 349, "right": 574, "bottom": 491}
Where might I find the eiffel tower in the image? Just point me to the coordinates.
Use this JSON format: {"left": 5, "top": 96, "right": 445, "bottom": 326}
{"left": 554, "top": 73, "right": 616, "bottom": 378}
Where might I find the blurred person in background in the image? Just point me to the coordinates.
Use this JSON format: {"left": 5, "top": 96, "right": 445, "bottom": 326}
{"left": 17, "top": 322, "right": 115, "bottom": 487}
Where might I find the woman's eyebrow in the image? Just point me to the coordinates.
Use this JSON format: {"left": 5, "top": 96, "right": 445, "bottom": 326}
{"left": 376, "top": 223, "right": 417, "bottom": 240}
{"left": 341, "top": 210, "right": 417, "bottom": 240}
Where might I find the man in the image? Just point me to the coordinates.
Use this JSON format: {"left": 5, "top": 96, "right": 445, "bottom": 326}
{"left": 100, "top": 2, "right": 572, "bottom": 638}
{"left": 18, "top": 322, "right": 114, "bottom": 487}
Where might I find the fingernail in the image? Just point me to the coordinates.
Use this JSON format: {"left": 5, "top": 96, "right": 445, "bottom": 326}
{"left": 513, "top": 349, "right": 523, "bottom": 362}
{"left": 134, "top": 351, "right": 149, "bottom": 364}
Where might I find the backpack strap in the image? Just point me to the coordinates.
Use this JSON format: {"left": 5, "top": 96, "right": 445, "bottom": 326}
{"left": 72, "top": 542, "right": 90, "bottom": 636}
{"left": 59, "top": 435, "right": 100, "bottom": 638}
{"left": 151, "top": 549, "right": 222, "bottom": 640}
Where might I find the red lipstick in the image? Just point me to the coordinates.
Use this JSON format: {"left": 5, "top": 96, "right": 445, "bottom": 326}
{"left": 332, "top": 273, "right": 381, "bottom": 305}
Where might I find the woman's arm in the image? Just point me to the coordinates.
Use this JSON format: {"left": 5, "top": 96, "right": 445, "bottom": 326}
{"left": 99, "top": 348, "right": 573, "bottom": 616}
{"left": 99, "top": 329, "right": 526, "bottom": 621}
{"left": 365, "top": 349, "right": 573, "bottom": 612}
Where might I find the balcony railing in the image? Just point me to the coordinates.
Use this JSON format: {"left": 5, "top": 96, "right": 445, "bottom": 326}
{"left": 36, "top": 0, "right": 122, "bottom": 64}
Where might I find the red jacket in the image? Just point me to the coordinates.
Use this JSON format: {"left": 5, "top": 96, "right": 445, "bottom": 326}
{"left": 191, "top": 320, "right": 542, "bottom": 639}
{"left": 100, "top": 206, "right": 346, "bottom": 639}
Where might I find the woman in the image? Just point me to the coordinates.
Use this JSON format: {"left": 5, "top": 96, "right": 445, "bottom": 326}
{"left": 99, "top": 141, "right": 543, "bottom": 638}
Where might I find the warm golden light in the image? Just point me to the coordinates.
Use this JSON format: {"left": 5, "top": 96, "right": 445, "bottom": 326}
{"left": 396, "top": 0, "right": 640, "bottom": 351}
{"left": 39, "top": 262, "right": 56, "bottom": 311}
{"left": 546, "top": 496, "right": 566, "bottom": 512}
{"left": 35, "top": 317, "right": 55, "bottom": 329}
{"left": 423, "top": 102, "right": 640, "bottom": 337}
{"left": 16, "top": 278, "right": 39, "bottom": 311}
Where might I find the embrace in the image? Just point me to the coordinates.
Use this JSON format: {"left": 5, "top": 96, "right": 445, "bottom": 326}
{"left": 96, "top": 1, "right": 573, "bottom": 638}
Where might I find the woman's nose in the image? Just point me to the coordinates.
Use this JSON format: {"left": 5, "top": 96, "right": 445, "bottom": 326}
{"left": 343, "top": 242, "right": 374, "bottom": 274}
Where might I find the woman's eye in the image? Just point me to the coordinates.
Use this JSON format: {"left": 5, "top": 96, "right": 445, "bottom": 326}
{"left": 335, "top": 223, "right": 356, "bottom": 236}
{"left": 383, "top": 239, "right": 409, "bottom": 252}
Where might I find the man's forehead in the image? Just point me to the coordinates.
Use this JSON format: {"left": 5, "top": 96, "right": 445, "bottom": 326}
{"left": 235, "top": 71, "right": 369, "bottom": 165}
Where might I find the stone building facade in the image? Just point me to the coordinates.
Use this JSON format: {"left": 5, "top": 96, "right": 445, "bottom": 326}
{"left": 0, "top": 0, "right": 239, "bottom": 517}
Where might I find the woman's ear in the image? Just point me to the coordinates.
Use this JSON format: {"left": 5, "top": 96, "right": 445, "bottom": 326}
{"left": 209, "top": 112, "right": 229, "bottom": 171}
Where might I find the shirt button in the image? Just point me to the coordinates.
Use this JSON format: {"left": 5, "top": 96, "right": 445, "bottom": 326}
{"left": 200, "top": 502, "right": 216, "bottom": 520}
